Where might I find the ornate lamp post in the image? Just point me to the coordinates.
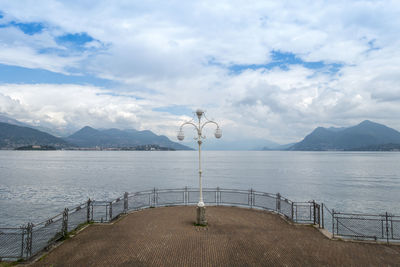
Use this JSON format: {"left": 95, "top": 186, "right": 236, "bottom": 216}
{"left": 177, "top": 109, "right": 222, "bottom": 225}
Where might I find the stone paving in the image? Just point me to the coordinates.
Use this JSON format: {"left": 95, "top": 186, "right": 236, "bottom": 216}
{"left": 31, "top": 206, "right": 400, "bottom": 266}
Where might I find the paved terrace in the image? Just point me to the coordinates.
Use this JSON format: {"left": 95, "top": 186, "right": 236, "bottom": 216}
{"left": 30, "top": 206, "right": 400, "bottom": 266}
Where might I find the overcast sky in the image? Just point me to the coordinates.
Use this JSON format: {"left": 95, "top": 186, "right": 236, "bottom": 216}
{"left": 0, "top": 1, "right": 399, "bottom": 145}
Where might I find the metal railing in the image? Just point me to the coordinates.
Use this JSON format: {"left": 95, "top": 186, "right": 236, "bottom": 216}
{"left": 0, "top": 187, "right": 396, "bottom": 262}
{"left": 331, "top": 211, "right": 400, "bottom": 243}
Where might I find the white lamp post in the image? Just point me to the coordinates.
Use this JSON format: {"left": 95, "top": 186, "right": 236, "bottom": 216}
{"left": 177, "top": 109, "right": 222, "bottom": 225}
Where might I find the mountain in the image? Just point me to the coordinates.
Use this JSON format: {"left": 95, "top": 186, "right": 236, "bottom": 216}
{"left": 0, "top": 122, "right": 70, "bottom": 149}
{"left": 289, "top": 120, "right": 400, "bottom": 151}
{"left": 66, "top": 126, "right": 192, "bottom": 150}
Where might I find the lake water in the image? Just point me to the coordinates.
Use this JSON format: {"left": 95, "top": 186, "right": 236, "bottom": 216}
{"left": 1, "top": 151, "right": 400, "bottom": 227}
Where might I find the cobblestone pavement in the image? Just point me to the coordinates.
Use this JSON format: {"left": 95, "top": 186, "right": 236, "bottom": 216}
{"left": 31, "top": 206, "right": 400, "bottom": 266}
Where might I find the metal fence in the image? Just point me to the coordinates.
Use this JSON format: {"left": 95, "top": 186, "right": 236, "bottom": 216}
{"left": 331, "top": 211, "right": 400, "bottom": 243}
{"left": 0, "top": 187, "right": 397, "bottom": 262}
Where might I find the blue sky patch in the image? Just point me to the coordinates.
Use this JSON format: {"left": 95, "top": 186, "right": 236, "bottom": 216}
{"left": 55, "top": 32, "right": 97, "bottom": 51}
{"left": 153, "top": 105, "right": 193, "bottom": 115}
{"left": 0, "top": 21, "right": 45, "bottom": 35}
{"left": 228, "top": 50, "right": 343, "bottom": 74}
{"left": 56, "top": 33, "right": 94, "bottom": 46}
{"left": 0, "top": 64, "right": 116, "bottom": 87}
{"left": 12, "top": 22, "right": 44, "bottom": 35}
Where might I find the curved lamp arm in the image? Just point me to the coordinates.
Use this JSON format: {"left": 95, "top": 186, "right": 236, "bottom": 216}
{"left": 179, "top": 121, "right": 198, "bottom": 131}
{"left": 177, "top": 121, "right": 199, "bottom": 141}
{"left": 201, "top": 120, "right": 222, "bottom": 139}
{"left": 200, "top": 120, "right": 219, "bottom": 131}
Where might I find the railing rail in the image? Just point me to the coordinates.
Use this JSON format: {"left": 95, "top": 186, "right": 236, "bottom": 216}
{"left": 0, "top": 187, "right": 398, "bottom": 262}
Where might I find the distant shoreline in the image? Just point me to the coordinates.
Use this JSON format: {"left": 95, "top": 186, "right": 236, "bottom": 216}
{"left": 1, "top": 149, "right": 399, "bottom": 152}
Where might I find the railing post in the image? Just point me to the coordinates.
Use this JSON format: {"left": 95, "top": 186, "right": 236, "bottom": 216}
{"left": 318, "top": 204, "right": 321, "bottom": 227}
{"left": 249, "top": 189, "right": 254, "bottom": 208}
{"left": 109, "top": 202, "right": 113, "bottom": 221}
{"left": 151, "top": 187, "right": 157, "bottom": 207}
{"left": 124, "top": 192, "right": 129, "bottom": 213}
{"left": 276, "top": 193, "right": 281, "bottom": 212}
{"left": 217, "top": 187, "right": 220, "bottom": 205}
{"left": 155, "top": 188, "right": 158, "bottom": 206}
{"left": 87, "top": 199, "right": 91, "bottom": 223}
{"left": 332, "top": 209, "right": 335, "bottom": 238}
{"left": 184, "top": 186, "right": 188, "bottom": 205}
{"left": 386, "top": 212, "right": 389, "bottom": 244}
{"left": 391, "top": 215, "right": 394, "bottom": 240}
{"left": 25, "top": 223, "right": 33, "bottom": 260}
{"left": 214, "top": 187, "right": 217, "bottom": 206}
{"left": 291, "top": 202, "right": 294, "bottom": 221}
{"left": 62, "top": 208, "right": 69, "bottom": 237}
{"left": 313, "top": 201, "right": 316, "bottom": 225}
{"left": 321, "top": 203, "right": 324, "bottom": 229}
{"left": 252, "top": 189, "right": 255, "bottom": 207}
{"left": 105, "top": 204, "right": 107, "bottom": 221}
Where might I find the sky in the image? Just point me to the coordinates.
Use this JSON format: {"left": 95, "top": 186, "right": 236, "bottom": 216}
{"left": 0, "top": 0, "right": 399, "bottom": 147}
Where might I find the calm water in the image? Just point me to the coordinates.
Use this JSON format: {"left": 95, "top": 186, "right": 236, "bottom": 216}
{"left": 1, "top": 151, "right": 400, "bottom": 227}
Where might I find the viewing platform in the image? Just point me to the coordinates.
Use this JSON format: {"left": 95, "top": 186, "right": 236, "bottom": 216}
{"left": 30, "top": 206, "right": 400, "bottom": 266}
{"left": 1, "top": 187, "right": 400, "bottom": 266}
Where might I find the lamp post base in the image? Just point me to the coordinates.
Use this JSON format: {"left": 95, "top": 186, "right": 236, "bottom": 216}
{"left": 196, "top": 206, "right": 207, "bottom": 226}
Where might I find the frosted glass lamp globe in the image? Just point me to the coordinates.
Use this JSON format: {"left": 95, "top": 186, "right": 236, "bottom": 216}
{"left": 214, "top": 127, "right": 222, "bottom": 139}
{"left": 177, "top": 130, "right": 185, "bottom": 141}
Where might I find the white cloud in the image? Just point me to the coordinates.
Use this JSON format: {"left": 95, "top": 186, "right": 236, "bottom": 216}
{"left": 0, "top": 83, "right": 193, "bottom": 137}
{"left": 0, "top": 27, "right": 82, "bottom": 73}
{"left": 0, "top": 1, "right": 400, "bottom": 145}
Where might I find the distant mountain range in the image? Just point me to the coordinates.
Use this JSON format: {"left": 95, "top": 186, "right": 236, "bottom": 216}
{"left": 287, "top": 120, "right": 400, "bottom": 151}
{"left": 1, "top": 114, "right": 400, "bottom": 151}
{"left": 0, "top": 116, "right": 192, "bottom": 150}
{"left": 65, "top": 126, "right": 191, "bottom": 150}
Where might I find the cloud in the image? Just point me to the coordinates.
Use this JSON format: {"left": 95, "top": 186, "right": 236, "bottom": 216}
{"left": 0, "top": 1, "right": 399, "bottom": 144}
{"left": 0, "top": 26, "right": 82, "bottom": 73}
{"left": 0, "top": 83, "right": 193, "bottom": 137}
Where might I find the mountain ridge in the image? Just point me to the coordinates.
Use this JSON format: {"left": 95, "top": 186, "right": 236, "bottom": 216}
{"left": 289, "top": 120, "right": 400, "bottom": 151}
{"left": 0, "top": 118, "right": 192, "bottom": 150}
{"left": 2, "top": 114, "right": 399, "bottom": 151}
{"left": 0, "top": 122, "right": 70, "bottom": 149}
{"left": 66, "top": 126, "right": 192, "bottom": 150}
